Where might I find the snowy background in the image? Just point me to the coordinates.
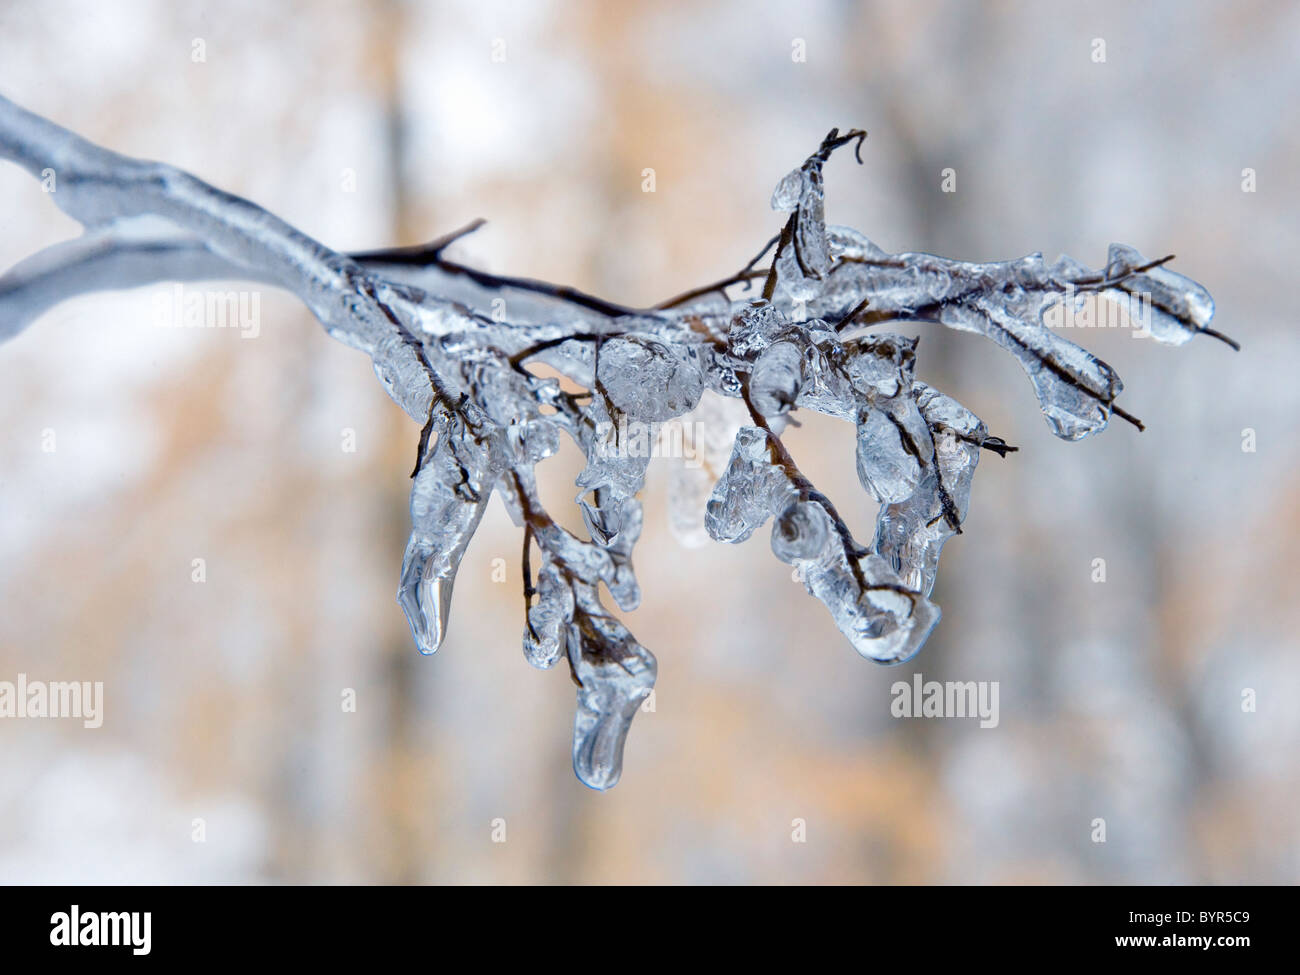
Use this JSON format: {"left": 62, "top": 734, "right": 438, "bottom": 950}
{"left": 0, "top": 0, "right": 1296, "bottom": 883}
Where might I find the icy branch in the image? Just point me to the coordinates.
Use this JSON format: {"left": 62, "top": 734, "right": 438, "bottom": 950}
{"left": 0, "top": 103, "right": 1233, "bottom": 789}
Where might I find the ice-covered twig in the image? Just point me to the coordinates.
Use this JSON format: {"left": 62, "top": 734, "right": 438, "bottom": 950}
{"left": 0, "top": 96, "right": 1233, "bottom": 788}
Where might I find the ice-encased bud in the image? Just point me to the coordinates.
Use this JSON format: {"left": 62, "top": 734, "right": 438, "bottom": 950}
{"left": 771, "top": 499, "right": 831, "bottom": 562}
{"left": 771, "top": 169, "right": 804, "bottom": 212}
{"left": 578, "top": 490, "right": 623, "bottom": 546}
{"left": 523, "top": 558, "right": 574, "bottom": 669}
{"left": 727, "top": 302, "right": 786, "bottom": 359}
{"left": 705, "top": 426, "right": 796, "bottom": 543}
{"left": 844, "top": 334, "right": 917, "bottom": 400}
{"left": 596, "top": 336, "right": 704, "bottom": 422}
{"left": 1101, "top": 243, "right": 1216, "bottom": 346}
{"left": 768, "top": 147, "right": 833, "bottom": 299}
{"left": 750, "top": 339, "right": 805, "bottom": 417}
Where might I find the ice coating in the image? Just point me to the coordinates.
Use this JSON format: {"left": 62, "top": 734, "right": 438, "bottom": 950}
{"left": 567, "top": 585, "right": 657, "bottom": 790}
{"left": 596, "top": 335, "right": 705, "bottom": 422}
{"left": 749, "top": 339, "right": 805, "bottom": 417}
{"left": 772, "top": 501, "right": 939, "bottom": 663}
{"left": 855, "top": 403, "right": 930, "bottom": 504}
{"left": 574, "top": 397, "right": 651, "bottom": 547}
{"left": 0, "top": 100, "right": 1232, "bottom": 788}
{"left": 872, "top": 384, "right": 986, "bottom": 596}
{"left": 667, "top": 393, "right": 752, "bottom": 548}
{"left": 398, "top": 414, "right": 503, "bottom": 655}
{"left": 522, "top": 554, "right": 573, "bottom": 670}
{"left": 705, "top": 426, "right": 797, "bottom": 543}
{"left": 1100, "top": 244, "right": 1219, "bottom": 346}
{"left": 767, "top": 129, "right": 863, "bottom": 301}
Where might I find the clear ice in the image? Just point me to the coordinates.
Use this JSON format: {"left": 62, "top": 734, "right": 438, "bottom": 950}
{"left": 0, "top": 105, "right": 1232, "bottom": 788}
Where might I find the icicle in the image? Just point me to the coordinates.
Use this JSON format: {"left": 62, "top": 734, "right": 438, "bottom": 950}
{"left": 397, "top": 415, "right": 502, "bottom": 655}
{"left": 667, "top": 393, "right": 751, "bottom": 548}
{"left": 567, "top": 585, "right": 657, "bottom": 791}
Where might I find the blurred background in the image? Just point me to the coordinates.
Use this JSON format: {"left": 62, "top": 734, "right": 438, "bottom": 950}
{"left": 0, "top": 0, "right": 1296, "bottom": 884}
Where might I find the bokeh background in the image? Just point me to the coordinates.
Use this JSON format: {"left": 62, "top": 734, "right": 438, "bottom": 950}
{"left": 0, "top": 0, "right": 1296, "bottom": 884}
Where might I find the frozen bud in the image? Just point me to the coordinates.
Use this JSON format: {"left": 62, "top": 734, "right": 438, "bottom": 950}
{"left": 727, "top": 302, "right": 786, "bottom": 358}
{"left": 596, "top": 336, "right": 703, "bottom": 422}
{"left": 771, "top": 169, "right": 804, "bottom": 212}
{"left": 771, "top": 499, "right": 831, "bottom": 563}
{"left": 750, "top": 339, "right": 804, "bottom": 417}
{"left": 1103, "top": 243, "right": 1217, "bottom": 345}
{"left": 844, "top": 334, "right": 917, "bottom": 399}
